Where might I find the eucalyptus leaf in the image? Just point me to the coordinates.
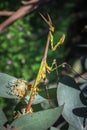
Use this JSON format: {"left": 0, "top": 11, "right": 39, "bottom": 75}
{"left": 0, "top": 109, "right": 7, "bottom": 130}
{"left": 25, "top": 94, "right": 47, "bottom": 105}
{"left": 50, "top": 126, "right": 60, "bottom": 130}
{"left": 11, "top": 105, "right": 63, "bottom": 130}
{"left": 57, "top": 76, "right": 87, "bottom": 130}
{"left": 68, "top": 125, "right": 77, "bottom": 130}
{"left": 0, "top": 73, "right": 19, "bottom": 99}
{"left": 0, "top": 124, "right": 4, "bottom": 130}
{"left": 41, "top": 99, "right": 57, "bottom": 110}
{"left": 0, "top": 72, "right": 48, "bottom": 105}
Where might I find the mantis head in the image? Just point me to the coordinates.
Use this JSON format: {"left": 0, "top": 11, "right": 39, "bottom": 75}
{"left": 40, "top": 13, "right": 54, "bottom": 32}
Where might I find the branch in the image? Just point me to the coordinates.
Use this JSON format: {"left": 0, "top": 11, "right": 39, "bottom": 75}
{"left": 0, "top": 11, "right": 15, "bottom": 16}
{"left": 22, "top": 0, "right": 42, "bottom": 5}
{"left": 0, "top": 0, "right": 50, "bottom": 33}
{"left": 75, "top": 72, "right": 87, "bottom": 83}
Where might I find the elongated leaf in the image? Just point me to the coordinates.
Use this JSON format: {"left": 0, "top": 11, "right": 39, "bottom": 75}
{"left": 50, "top": 126, "right": 60, "bottom": 130}
{"left": 0, "top": 124, "right": 4, "bottom": 130}
{"left": 0, "top": 73, "right": 47, "bottom": 104}
{"left": 41, "top": 99, "right": 57, "bottom": 110}
{"left": 25, "top": 94, "right": 47, "bottom": 104}
{"left": 57, "top": 76, "right": 87, "bottom": 130}
{"left": 0, "top": 73, "right": 18, "bottom": 98}
{"left": 0, "top": 109, "right": 7, "bottom": 130}
{"left": 68, "top": 125, "right": 77, "bottom": 130}
{"left": 11, "top": 105, "right": 63, "bottom": 130}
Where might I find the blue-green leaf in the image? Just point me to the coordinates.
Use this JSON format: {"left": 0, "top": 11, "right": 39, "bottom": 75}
{"left": 57, "top": 76, "right": 87, "bottom": 130}
{"left": 0, "top": 73, "right": 18, "bottom": 99}
{"left": 0, "top": 73, "right": 47, "bottom": 105}
{"left": 11, "top": 105, "right": 63, "bottom": 130}
{"left": 0, "top": 109, "right": 7, "bottom": 130}
{"left": 50, "top": 126, "right": 60, "bottom": 130}
{"left": 25, "top": 94, "right": 47, "bottom": 105}
{"left": 68, "top": 125, "right": 78, "bottom": 130}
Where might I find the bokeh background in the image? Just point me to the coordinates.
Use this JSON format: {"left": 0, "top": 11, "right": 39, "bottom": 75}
{"left": 0, "top": 0, "right": 87, "bottom": 128}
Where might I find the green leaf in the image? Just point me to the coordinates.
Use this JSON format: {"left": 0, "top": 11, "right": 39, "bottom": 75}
{"left": 39, "top": 85, "right": 57, "bottom": 99}
{"left": 0, "top": 73, "right": 19, "bottom": 99}
{"left": 68, "top": 125, "right": 78, "bottom": 130}
{"left": 25, "top": 94, "right": 47, "bottom": 105}
{"left": 40, "top": 99, "right": 57, "bottom": 110}
{"left": 0, "top": 109, "right": 7, "bottom": 130}
{"left": 57, "top": 76, "right": 87, "bottom": 130}
{"left": 11, "top": 105, "right": 63, "bottom": 130}
{"left": 0, "top": 73, "right": 47, "bottom": 104}
{"left": 50, "top": 126, "right": 60, "bottom": 130}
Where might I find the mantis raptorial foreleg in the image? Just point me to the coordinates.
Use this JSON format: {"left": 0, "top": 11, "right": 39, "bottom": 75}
{"left": 40, "top": 13, "right": 65, "bottom": 51}
{"left": 49, "top": 33, "right": 65, "bottom": 51}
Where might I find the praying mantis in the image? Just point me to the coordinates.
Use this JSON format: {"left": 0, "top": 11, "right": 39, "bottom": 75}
{"left": 25, "top": 14, "right": 65, "bottom": 113}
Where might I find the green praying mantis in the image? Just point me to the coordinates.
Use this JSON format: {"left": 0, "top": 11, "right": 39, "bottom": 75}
{"left": 25, "top": 14, "right": 65, "bottom": 113}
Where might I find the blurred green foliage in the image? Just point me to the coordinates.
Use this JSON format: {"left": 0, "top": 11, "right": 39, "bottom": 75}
{"left": 0, "top": 0, "right": 75, "bottom": 82}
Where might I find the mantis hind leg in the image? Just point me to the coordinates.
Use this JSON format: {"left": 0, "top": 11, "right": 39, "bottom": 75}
{"left": 43, "top": 78, "right": 55, "bottom": 108}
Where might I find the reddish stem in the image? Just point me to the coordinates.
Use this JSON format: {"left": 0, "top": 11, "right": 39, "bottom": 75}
{"left": 25, "top": 32, "right": 50, "bottom": 113}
